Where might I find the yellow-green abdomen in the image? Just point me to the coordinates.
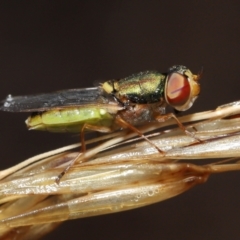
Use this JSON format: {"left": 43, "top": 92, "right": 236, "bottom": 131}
{"left": 26, "top": 107, "right": 114, "bottom": 132}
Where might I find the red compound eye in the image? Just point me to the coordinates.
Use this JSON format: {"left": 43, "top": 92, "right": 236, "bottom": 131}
{"left": 166, "top": 73, "right": 190, "bottom": 107}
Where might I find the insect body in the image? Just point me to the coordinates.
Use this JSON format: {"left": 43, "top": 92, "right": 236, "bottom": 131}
{"left": 0, "top": 65, "right": 200, "bottom": 134}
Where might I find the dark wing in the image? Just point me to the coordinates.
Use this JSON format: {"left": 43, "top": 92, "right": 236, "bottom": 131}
{"left": 0, "top": 87, "right": 107, "bottom": 112}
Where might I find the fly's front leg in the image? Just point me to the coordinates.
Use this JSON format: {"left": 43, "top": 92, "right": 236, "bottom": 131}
{"left": 155, "top": 113, "right": 202, "bottom": 142}
{"left": 56, "top": 124, "right": 113, "bottom": 184}
{"left": 115, "top": 115, "right": 165, "bottom": 154}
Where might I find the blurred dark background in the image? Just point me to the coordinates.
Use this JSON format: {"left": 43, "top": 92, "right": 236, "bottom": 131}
{"left": 0, "top": 1, "right": 240, "bottom": 239}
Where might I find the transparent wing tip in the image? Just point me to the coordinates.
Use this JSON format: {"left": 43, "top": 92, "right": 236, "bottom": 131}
{"left": 0, "top": 94, "right": 18, "bottom": 111}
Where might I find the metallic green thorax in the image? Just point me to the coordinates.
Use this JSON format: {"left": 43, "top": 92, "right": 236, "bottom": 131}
{"left": 112, "top": 71, "right": 166, "bottom": 104}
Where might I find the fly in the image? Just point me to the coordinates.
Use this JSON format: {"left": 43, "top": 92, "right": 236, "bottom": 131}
{"left": 0, "top": 65, "right": 200, "bottom": 180}
{"left": 1, "top": 64, "right": 200, "bottom": 140}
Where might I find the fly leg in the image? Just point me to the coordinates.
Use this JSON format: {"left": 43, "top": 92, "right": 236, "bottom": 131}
{"left": 80, "top": 124, "right": 113, "bottom": 152}
{"left": 56, "top": 124, "right": 113, "bottom": 184}
{"left": 155, "top": 113, "right": 202, "bottom": 142}
{"left": 115, "top": 115, "right": 165, "bottom": 154}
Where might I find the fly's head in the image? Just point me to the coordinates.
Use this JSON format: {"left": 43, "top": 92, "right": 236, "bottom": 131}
{"left": 164, "top": 65, "right": 200, "bottom": 111}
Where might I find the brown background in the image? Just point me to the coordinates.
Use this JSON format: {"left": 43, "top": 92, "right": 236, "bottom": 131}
{"left": 0, "top": 1, "right": 240, "bottom": 239}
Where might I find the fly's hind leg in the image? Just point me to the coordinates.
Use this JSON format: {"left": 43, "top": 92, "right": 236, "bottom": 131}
{"left": 56, "top": 124, "right": 113, "bottom": 184}
{"left": 80, "top": 124, "right": 113, "bottom": 152}
{"left": 155, "top": 113, "right": 202, "bottom": 142}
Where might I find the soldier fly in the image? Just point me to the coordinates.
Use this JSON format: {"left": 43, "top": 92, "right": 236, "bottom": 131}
{"left": 0, "top": 65, "right": 200, "bottom": 180}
